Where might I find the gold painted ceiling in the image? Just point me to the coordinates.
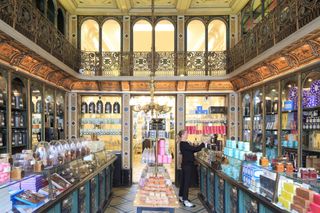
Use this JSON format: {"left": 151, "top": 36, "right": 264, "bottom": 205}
{"left": 59, "top": 0, "right": 248, "bottom": 15}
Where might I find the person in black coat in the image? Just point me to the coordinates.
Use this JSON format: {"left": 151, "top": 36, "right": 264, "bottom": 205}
{"left": 177, "top": 129, "right": 207, "bottom": 207}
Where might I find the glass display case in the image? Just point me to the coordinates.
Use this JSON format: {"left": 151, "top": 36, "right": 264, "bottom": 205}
{"left": 55, "top": 91, "right": 65, "bottom": 140}
{"left": 281, "top": 76, "right": 298, "bottom": 162}
{"left": 11, "top": 77, "right": 28, "bottom": 153}
{"left": 44, "top": 87, "right": 55, "bottom": 141}
{"left": 31, "top": 83, "right": 43, "bottom": 149}
{"left": 242, "top": 93, "right": 251, "bottom": 142}
{"left": 185, "top": 96, "right": 227, "bottom": 145}
{"left": 265, "top": 83, "right": 279, "bottom": 161}
{"left": 0, "top": 72, "right": 7, "bottom": 153}
{"left": 80, "top": 95, "right": 122, "bottom": 151}
{"left": 252, "top": 88, "right": 263, "bottom": 152}
{"left": 302, "top": 71, "right": 320, "bottom": 170}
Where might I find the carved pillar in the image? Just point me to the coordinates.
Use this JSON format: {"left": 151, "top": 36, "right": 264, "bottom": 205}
{"left": 176, "top": 94, "right": 185, "bottom": 170}
{"left": 230, "top": 15, "right": 239, "bottom": 48}
{"left": 122, "top": 16, "right": 131, "bottom": 76}
{"left": 67, "top": 92, "right": 78, "bottom": 139}
{"left": 68, "top": 15, "right": 77, "bottom": 47}
{"left": 122, "top": 93, "right": 131, "bottom": 169}
{"left": 177, "top": 16, "right": 185, "bottom": 76}
{"left": 228, "top": 92, "right": 239, "bottom": 140}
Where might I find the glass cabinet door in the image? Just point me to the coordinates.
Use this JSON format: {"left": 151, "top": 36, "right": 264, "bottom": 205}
{"left": 281, "top": 77, "right": 298, "bottom": 162}
{"left": 242, "top": 93, "right": 251, "bottom": 142}
{"left": 0, "top": 72, "right": 7, "bottom": 153}
{"left": 31, "top": 83, "right": 43, "bottom": 148}
{"left": 11, "top": 77, "right": 28, "bottom": 153}
{"left": 302, "top": 72, "right": 320, "bottom": 169}
{"left": 44, "top": 87, "right": 55, "bottom": 141}
{"left": 265, "top": 83, "right": 279, "bottom": 160}
{"left": 253, "top": 88, "right": 263, "bottom": 152}
{"left": 56, "top": 91, "right": 65, "bottom": 139}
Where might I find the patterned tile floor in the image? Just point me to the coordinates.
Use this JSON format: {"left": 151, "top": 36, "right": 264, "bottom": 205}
{"left": 105, "top": 185, "right": 208, "bottom": 213}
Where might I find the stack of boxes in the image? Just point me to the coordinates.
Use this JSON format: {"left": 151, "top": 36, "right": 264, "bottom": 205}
{"left": 157, "top": 139, "right": 172, "bottom": 164}
{"left": 0, "top": 162, "right": 10, "bottom": 184}
{"left": 278, "top": 182, "right": 320, "bottom": 212}
{"left": 242, "top": 163, "right": 263, "bottom": 193}
{"left": 224, "top": 140, "right": 251, "bottom": 160}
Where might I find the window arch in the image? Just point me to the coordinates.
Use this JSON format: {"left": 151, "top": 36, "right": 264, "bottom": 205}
{"left": 47, "top": 0, "right": 55, "bottom": 24}
{"left": 208, "top": 19, "right": 227, "bottom": 51}
{"left": 81, "top": 19, "right": 99, "bottom": 51}
{"left": 36, "top": 0, "right": 45, "bottom": 14}
{"left": 102, "top": 19, "right": 121, "bottom": 52}
{"left": 187, "top": 20, "right": 205, "bottom": 51}
{"left": 155, "top": 20, "right": 174, "bottom": 51}
{"left": 133, "top": 19, "right": 152, "bottom": 52}
{"left": 57, "top": 8, "right": 65, "bottom": 35}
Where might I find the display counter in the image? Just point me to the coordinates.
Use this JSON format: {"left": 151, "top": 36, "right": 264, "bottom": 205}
{"left": 0, "top": 140, "right": 116, "bottom": 213}
{"left": 197, "top": 155, "right": 320, "bottom": 213}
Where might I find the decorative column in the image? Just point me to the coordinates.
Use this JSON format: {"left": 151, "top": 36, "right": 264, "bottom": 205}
{"left": 176, "top": 93, "right": 185, "bottom": 170}
{"left": 68, "top": 15, "right": 77, "bottom": 47}
{"left": 122, "top": 93, "right": 131, "bottom": 169}
{"left": 121, "top": 16, "right": 131, "bottom": 76}
{"left": 228, "top": 92, "right": 239, "bottom": 140}
{"left": 177, "top": 16, "right": 185, "bottom": 76}
{"left": 67, "top": 92, "right": 78, "bottom": 139}
{"left": 229, "top": 15, "right": 238, "bottom": 48}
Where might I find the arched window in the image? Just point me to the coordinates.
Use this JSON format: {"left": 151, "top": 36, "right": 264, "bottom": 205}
{"left": 36, "top": 0, "right": 45, "bottom": 14}
{"left": 81, "top": 19, "right": 99, "bottom": 51}
{"left": 102, "top": 19, "right": 121, "bottom": 52}
{"left": 187, "top": 20, "right": 205, "bottom": 51}
{"left": 155, "top": 20, "right": 174, "bottom": 51}
{"left": 133, "top": 20, "right": 152, "bottom": 52}
{"left": 47, "top": 0, "right": 55, "bottom": 24}
{"left": 208, "top": 20, "right": 227, "bottom": 51}
{"left": 57, "top": 9, "right": 65, "bottom": 35}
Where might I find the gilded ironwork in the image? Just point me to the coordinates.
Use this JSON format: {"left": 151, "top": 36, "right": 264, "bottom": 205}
{"left": 185, "top": 51, "right": 206, "bottom": 76}
{"left": 155, "top": 51, "right": 175, "bottom": 76}
{"left": 80, "top": 51, "right": 100, "bottom": 76}
{"left": 132, "top": 52, "right": 151, "bottom": 76}
{"left": 102, "top": 52, "right": 121, "bottom": 76}
{"left": 207, "top": 51, "right": 227, "bottom": 76}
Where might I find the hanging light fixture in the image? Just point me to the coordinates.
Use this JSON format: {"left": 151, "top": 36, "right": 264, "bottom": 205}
{"left": 130, "top": 0, "right": 172, "bottom": 115}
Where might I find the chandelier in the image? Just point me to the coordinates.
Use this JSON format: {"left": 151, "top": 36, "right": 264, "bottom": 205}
{"left": 129, "top": 0, "right": 171, "bottom": 115}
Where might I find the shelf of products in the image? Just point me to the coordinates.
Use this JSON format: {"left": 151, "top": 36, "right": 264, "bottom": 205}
{"left": 242, "top": 93, "right": 251, "bottom": 142}
{"left": 11, "top": 77, "right": 27, "bottom": 153}
{"left": 0, "top": 72, "right": 7, "bottom": 152}
{"left": 252, "top": 88, "right": 263, "bottom": 153}
{"left": 31, "top": 84, "right": 43, "bottom": 148}
{"left": 80, "top": 95, "right": 122, "bottom": 151}
{"left": 186, "top": 96, "right": 227, "bottom": 145}
{"left": 302, "top": 72, "right": 320, "bottom": 170}
{"left": 265, "top": 83, "right": 279, "bottom": 161}
{"left": 197, "top": 138, "right": 320, "bottom": 213}
{"left": 55, "top": 91, "right": 65, "bottom": 140}
{"left": 0, "top": 140, "right": 116, "bottom": 212}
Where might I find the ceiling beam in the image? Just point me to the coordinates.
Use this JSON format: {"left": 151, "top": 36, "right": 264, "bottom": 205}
{"left": 115, "top": 0, "right": 132, "bottom": 13}
{"left": 176, "top": 0, "right": 192, "bottom": 13}
{"left": 58, "top": 0, "right": 77, "bottom": 14}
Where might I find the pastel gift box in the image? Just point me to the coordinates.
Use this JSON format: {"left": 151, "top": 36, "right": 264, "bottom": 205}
{"left": 313, "top": 193, "right": 320, "bottom": 205}
{"left": 291, "top": 203, "right": 307, "bottom": 213}
{"left": 293, "top": 195, "right": 310, "bottom": 209}
{"left": 158, "top": 155, "right": 163, "bottom": 163}
{"left": 282, "top": 190, "right": 294, "bottom": 202}
{"left": 283, "top": 182, "right": 295, "bottom": 194}
{"left": 288, "top": 140, "right": 293, "bottom": 148}
{"left": 310, "top": 202, "right": 320, "bottom": 212}
{"left": 234, "top": 149, "right": 240, "bottom": 159}
{"left": 238, "top": 141, "right": 244, "bottom": 150}
{"left": 231, "top": 141, "right": 237, "bottom": 149}
{"left": 228, "top": 148, "right": 233, "bottom": 157}
{"left": 296, "top": 187, "right": 314, "bottom": 201}
{"left": 278, "top": 196, "right": 290, "bottom": 210}
{"left": 244, "top": 142, "right": 250, "bottom": 151}
{"left": 282, "top": 141, "right": 288, "bottom": 147}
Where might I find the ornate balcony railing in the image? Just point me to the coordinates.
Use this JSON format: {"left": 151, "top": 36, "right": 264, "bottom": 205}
{"left": 80, "top": 51, "right": 227, "bottom": 77}
{"left": 227, "top": 0, "right": 320, "bottom": 73}
{"left": 0, "top": 0, "right": 80, "bottom": 70}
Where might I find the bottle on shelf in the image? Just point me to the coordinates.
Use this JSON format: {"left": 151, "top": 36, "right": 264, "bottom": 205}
{"left": 0, "top": 132, "right": 3, "bottom": 147}
{"left": 113, "top": 102, "right": 120, "bottom": 114}
{"left": 89, "top": 102, "right": 96, "bottom": 114}
{"left": 0, "top": 92, "right": 4, "bottom": 107}
{"left": 81, "top": 102, "right": 88, "bottom": 114}
{"left": 105, "top": 102, "right": 111, "bottom": 114}
{"left": 36, "top": 97, "right": 42, "bottom": 113}
{"left": 96, "top": 97, "right": 103, "bottom": 114}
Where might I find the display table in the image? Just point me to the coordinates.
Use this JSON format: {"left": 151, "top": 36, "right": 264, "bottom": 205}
{"left": 133, "top": 166, "right": 179, "bottom": 213}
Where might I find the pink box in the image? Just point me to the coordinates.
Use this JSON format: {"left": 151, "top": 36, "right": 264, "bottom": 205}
{"left": 162, "top": 155, "right": 168, "bottom": 163}
{"left": 158, "top": 139, "right": 165, "bottom": 147}
{"left": 158, "top": 148, "right": 165, "bottom": 155}
{"left": 158, "top": 155, "right": 163, "bottom": 163}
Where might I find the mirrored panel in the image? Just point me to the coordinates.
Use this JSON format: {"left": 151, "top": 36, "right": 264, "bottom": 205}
{"left": 31, "top": 83, "right": 42, "bottom": 148}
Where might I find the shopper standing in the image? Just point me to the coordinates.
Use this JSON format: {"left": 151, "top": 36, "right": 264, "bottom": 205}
{"left": 177, "top": 129, "right": 206, "bottom": 208}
